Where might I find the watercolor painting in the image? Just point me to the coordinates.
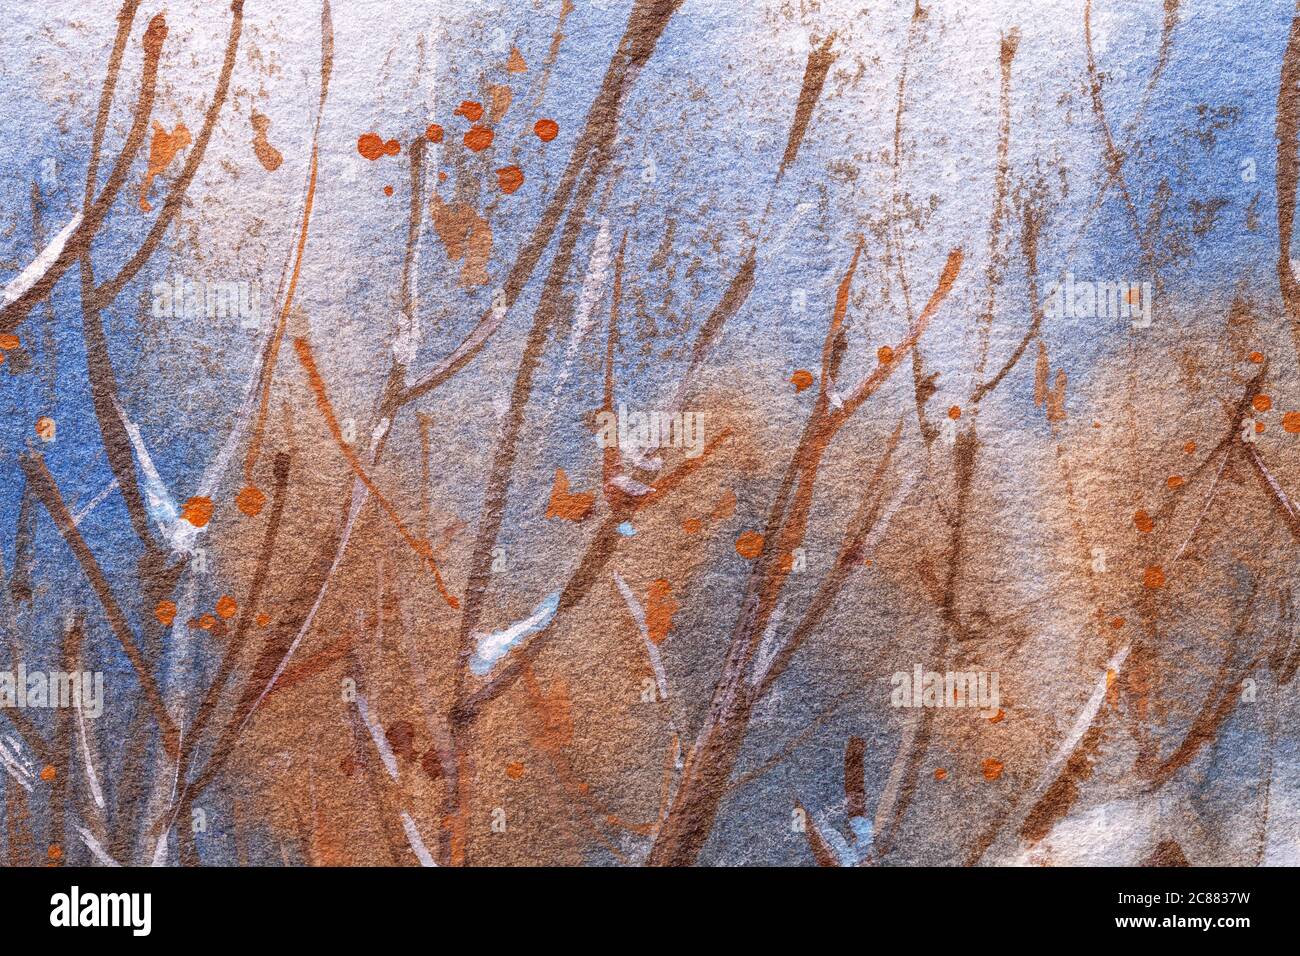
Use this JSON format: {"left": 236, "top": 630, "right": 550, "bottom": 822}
{"left": 0, "top": 0, "right": 1297, "bottom": 867}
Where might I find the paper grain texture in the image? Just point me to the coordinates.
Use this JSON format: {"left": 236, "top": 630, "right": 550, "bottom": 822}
{"left": 0, "top": 0, "right": 1297, "bottom": 867}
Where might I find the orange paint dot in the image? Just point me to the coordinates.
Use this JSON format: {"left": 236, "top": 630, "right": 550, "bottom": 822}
{"left": 255, "top": 612, "right": 271, "bottom": 627}
{"left": 1284, "top": 411, "right": 1300, "bottom": 434}
{"left": 215, "top": 594, "right": 237, "bottom": 620}
{"left": 40, "top": 765, "right": 56, "bottom": 781}
{"left": 1256, "top": 421, "right": 1266, "bottom": 434}
{"left": 1253, "top": 394, "right": 1272, "bottom": 412}
{"left": 790, "top": 369, "right": 814, "bottom": 392}
{"left": 383, "top": 185, "right": 394, "bottom": 196}
{"left": 0, "top": 334, "right": 19, "bottom": 349}
{"left": 981, "top": 758, "right": 1004, "bottom": 781}
{"left": 181, "top": 496, "right": 213, "bottom": 527}
{"left": 155, "top": 600, "right": 177, "bottom": 627}
{"left": 1166, "top": 475, "right": 1184, "bottom": 490}
{"left": 496, "top": 165, "right": 524, "bottom": 194}
{"left": 534, "top": 118, "right": 559, "bottom": 142}
{"left": 933, "top": 768, "right": 948, "bottom": 781}
{"left": 947, "top": 405, "right": 961, "bottom": 420}
{"left": 198, "top": 613, "right": 217, "bottom": 630}
{"left": 357, "top": 132, "right": 400, "bottom": 161}
{"left": 47, "top": 845, "right": 62, "bottom": 861}
{"left": 425, "top": 123, "right": 444, "bottom": 143}
{"left": 1183, "top": 440, "right": 1197, "bottom": 453}
{"left": 1133, "top": 509, "right": 1154, "bottom": 533}
{"left": 682, "top": 518, "right": 703, "bottom": 535}
{"left": 463, "top": 126, "right": 494, "bottom": 152}
{"left": 505, "top": 761, "right": 525, "bottom": 780}
{"left": 987, "top": 708, "right": 1005, "bottom": 723}
{"left": 35, "top": 417, "right": 55, "bottom": 441}
{"left": 236, "top": 485, "right": 266, "bottom": 516}
{"left": 1111, "top": 616, "right": 1125, "bottom": 629}
{"left": 735, "top": 531, "right": 764, "bottom": 560}
{"left": 454, "top": 100, "right": 484, "bottom": 122}
{"left": 1143, "top": 565, "right": 1166, "bottom": 590}
{"left": 1249, "top": 351, "right": 1265, "bottom": 363}
{"left": 877, "top": 345, "right": 895, "bottom": 364}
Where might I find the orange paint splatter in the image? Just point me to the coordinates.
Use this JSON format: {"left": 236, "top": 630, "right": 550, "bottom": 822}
{"left": 35, "top": 417, "right": 55, "bottom": 441}
{"left": 40, "top": 765, "right": 56, "bottom": 781}
{"left": 790, "top": 369, "right": 813, "bottom": 392}
{"left": 155, "top": 600, "right": 177, "bottom": 627}
{"left": 357, "top": 132, "right": 400, "bottom": 160}
{"left": 987, "top": 708, "right": 1005, "bottom": 723}
{"left": 139, "top": 121, "right": 192, "bottom": 212}
{"left": 496, "top": 165, "right": 524, "bottom": 194}
{"left": 1111, "top": 616, "right": 1125, "bottom": 629}
{"left": 545, "top": 468, "right": 594, "bottom": 522}
{"left": 981, "top": 758, "right": 1004, "bottom": 781}
{"left": 250, "top": 112, "right": 283, "bottom": 172}
{"left": 255, "top": 612, "right": 271, "bottom": 627}
{"left": 507, "top": 47, "right": 528, "bottom": 73}
{"left": 425, "top": 123, "right": 444, "bottom": 143}
{"left": 505, "top": 761, "right": 525, "bottom": 780}
{"left": 1167, "top": 475, "right": 1184, "bottom": 490}
{"left": 429, "top": 196, "right": 493, "bottom": 288}
{"left": 0, "top": 334, "right": 19, "bottom": 349}
{"left": 933, "top": 768, "right": 948, "bottom": 781}
{"left": 236, "top": 485, "right": 266, "bottom": 516}
{"left": 877, "top": 345, "right": 895, "bottom": 364}
{"left": 1249, "top": 351, "right": 1265, "bottom": 363}
{"left": 198, "top": 613, "right": 217, "bottom": 630}
{"left": 488, "top": 85, "right": 513, "bottom": 124}
{"left": 1256, "top": 421, "right": 1266, "bottom": 434}
{"left": 534, "top": 118, "right": 559, "bottom": 142}
{"left": 1133, "top": 509, "right": 1154, "bottom": 533}
{"left": 1284, "top": 411, "right": 1300, "bottom": 433}
{"left": 454, "top": 100, "right": 484, "bottom": 122}
{"left": 1143, "top": 565, "right": 1166, "bottom": 590}
{"left": 47, "top": 845, "right": 62, "bottom": 862}
{"left": 463, "top": 126, "right": 494, "bottom": 152}
{"left": 735, "top": 531, "right": 764, "bottom": 560}
{"left": 646, "top": 579, "right": 678, "bottom": 645}
{"left": 383, "top": 185, "right": 394, "bottom": 196}
{"left": 215, "top": 595, "right": 237, "bottom": 620}
{"left": 682, "top": 518, "right": 703, "bottom": 535}
{"left": 947, "top": 405, "right": 962, "bottom": 420}
{"left": 181, "top": 496, "right": 213, "bottom": 527}
{"left": 1183, "top": 440, "right": 1197, "bottom": 453}
{"left": 1253, "top": 394, "right": 1273, "bottom": 412}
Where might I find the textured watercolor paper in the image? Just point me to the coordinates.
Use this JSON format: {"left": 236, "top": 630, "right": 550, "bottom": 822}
{"left": 0, "top": 0, "right": 1297, "bottom": 867}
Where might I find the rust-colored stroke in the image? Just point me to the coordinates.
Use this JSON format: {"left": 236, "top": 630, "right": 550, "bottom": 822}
{"left": 89, "top": 0, "right": 246, "bottom": 313}
{"left": 245, "top": 0, "right": 331, "bottom": 481}
{"left": 19, "top": 454, "right": 178, "bottom": 759}
{"left": 293, "top": 337, "right": 458, "bottom": 609}
{"left": 1277, "top": 0, "right": 1300, "bottom": 361}
{"left": 778, "top": 34, "right": 836, "bottom": 181}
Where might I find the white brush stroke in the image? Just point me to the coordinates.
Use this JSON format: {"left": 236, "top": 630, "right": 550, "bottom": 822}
{"left": 2, "top": 212, "right": 82, "bottom": 306}
{"left": 469, "top": 591, "right": 560, "bottom": 676}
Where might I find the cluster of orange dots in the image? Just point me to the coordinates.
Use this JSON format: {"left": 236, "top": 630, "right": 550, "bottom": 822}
{"left": 359, "top": 105, "right": 559, "bottom": 198}
{"left": 1121, "top": 350, "right": 1300, "bottom": 605}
